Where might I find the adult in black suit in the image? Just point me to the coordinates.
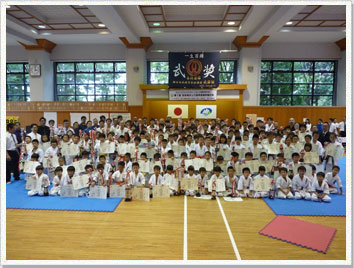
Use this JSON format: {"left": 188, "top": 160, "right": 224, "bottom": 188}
{"left": 318, "top": 122, "right": 330, "bottom": 146}
{"left": 37, "top": 117, "right": 50, "bottom": 137}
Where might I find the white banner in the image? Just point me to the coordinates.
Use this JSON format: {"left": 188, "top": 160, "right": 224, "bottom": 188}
{"left": 169, "top": 90, "right": 217, "bottom": 101}
{"left": 196, "top": 105, "right": 217, "bottom": 119}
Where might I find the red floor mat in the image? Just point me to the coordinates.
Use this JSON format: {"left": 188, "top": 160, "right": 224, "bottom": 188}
{"left": 259, "top": 215, "right": 337, "bottom": 254}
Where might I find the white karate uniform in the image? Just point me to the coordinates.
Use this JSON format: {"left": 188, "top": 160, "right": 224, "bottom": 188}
{"left": 115, "top": 127, "right": 130, "bottom": 136}
{"left": 197, "top": 173, "right": 210, "bottom": 188}
{"left": 148, "top": 174, "right": 164, "bottom": 185}
{"left": 28, "top": 132, "right": 41, "bottom": 142}
{"left": 275, "top": 176, "right": 294, "bottom": 199}
{"left": 28, "top": 173, "right": 50, "bottom": 196}
{"left": 112, "top": 170, "right": 127, "bottom": 183}
{"left": 224, "top": 175, "right": 239, "bottom": 196}
{"left": 292, "top": 174, "right": 312, "bottom": 200}
{"left": 324, "top": 172, "right": 343, "bottom": 194}
{"left": 129, "top": 172, "right": 145, "bottom": 186}
{"left": 49, "top": 175, "right": 63, "bottom": 195}
{"left": 44, "top": 146, "right": 59, "bottom": 157}
{"left": 124, "top": 161, "right": 132, "bottom": 173}
{"left": 27, "top": 148, "right": 44, "bottom": 162}
{"left": 251, "top": 174, "right": 271, "bottom": 198}
{"left": 185, "top": 143, "right": 196, "bottom": 157}
{"left": 311, "top": 179, "right": 331, "bottom": 202}
{"left": 237, "top": 175, "right": 252, "bottom": 197}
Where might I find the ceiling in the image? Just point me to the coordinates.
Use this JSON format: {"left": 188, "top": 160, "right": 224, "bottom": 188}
{"left": 6, "top": 5, "right": 346, "bottom": 47}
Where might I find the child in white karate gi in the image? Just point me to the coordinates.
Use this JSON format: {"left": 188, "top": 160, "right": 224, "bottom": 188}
{"left": 275, "top": 167, "right": 294, "bottom": 199}
{"left": 224, "top": 166, "right": 239, "bottom": 197}
{"left": 311, "top": 172, "right": 331, "bottom": 202}
{"left": 252, "top": 166, "right": 272, "bottom": 198}
{"left": 49, "top": 166, "right": 63, "bottom": 196}
{"left": 325, "top": 165, "right": 343, "bottom": 195}
{"left": 237, "top": 167, "right": 253, "bottom": 198}
{"left": 292, "top": 166, "right": 312, "bottom": 200}
{"left": 209, "top": 166, "right": 226, "bottom": 198}
{"left": 28, "top": 165, "right": 50, "bottom": 196}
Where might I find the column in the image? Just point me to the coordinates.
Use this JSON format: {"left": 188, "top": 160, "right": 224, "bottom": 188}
{"left": 237, "top": 47, "right": 262, "bottom": 106}
{"left": 126, "top": 48, "right": 146, "bottom": 106}
{"left": 27, "top": 50, "right": 54, "bottom": 101}
{"left": 336, "top": 50, "right": 346, "bottom": 106}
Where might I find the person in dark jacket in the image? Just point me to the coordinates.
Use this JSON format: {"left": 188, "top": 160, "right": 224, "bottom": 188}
{"left": 37, "top": 117, "right": 50, "bottom": 137}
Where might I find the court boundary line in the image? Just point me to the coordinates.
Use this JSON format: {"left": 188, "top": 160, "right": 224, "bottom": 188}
{"left": 184, "top": 194, "right": 187, "bottom": 260}
{"left": 216, "top": 197, "right": 242, "bottom": 260}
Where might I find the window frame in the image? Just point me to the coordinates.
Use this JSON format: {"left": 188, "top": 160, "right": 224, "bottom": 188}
{"left": 260, "top": 60, "right": 337, "bottom": 106}
{"left": 147, "top": 59, "right": 237, "bottom": 84}
{"left": 54, "top": 61, "right": 127, "bottom": 101}
{"left": 6, "top": 62, "right": 30, "bottom": 101}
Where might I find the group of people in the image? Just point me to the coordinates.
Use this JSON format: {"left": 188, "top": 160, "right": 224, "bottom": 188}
{"left": 6, "top": 114, "right": 345, "bottom": 202}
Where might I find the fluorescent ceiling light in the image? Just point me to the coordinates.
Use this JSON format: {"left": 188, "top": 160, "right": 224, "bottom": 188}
{"left": 38, "top": 25, "right": 46, "bottom": 29}
{"left": 286, "top": 21, "right": 293, "bottom": 25}
{"left": 6, "top": 5, "right": 11, "bottom": 8}
{"left": 31, "top": 29, "right": 37, "bottom": 34}
{"left": 153, "top": 22, "right": 160, "bottom": 26}
{"left": 224, "top": 29, "right": 236, "bottom": 32}
{"left": 98, "top": 24, "right": 106, "bottom": 27}
{"left": 152, "top": 30, "right": 163, "bottom": 33}
{"left": 227, "top": 21, "right": 236, "bottom": 25}
{"left": 220, "top": 49, "right": 238, "bottom": 53}
{"left": 41, "top": 32, "right": 52, "bottom": 35}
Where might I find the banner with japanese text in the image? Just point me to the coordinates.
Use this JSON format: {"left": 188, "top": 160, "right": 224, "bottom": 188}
{"left": 168, "top": 52, "right": 220, "bottom": 89}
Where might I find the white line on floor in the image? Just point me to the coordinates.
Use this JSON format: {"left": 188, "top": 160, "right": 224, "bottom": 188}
{"left": 183, "top": 195, "right": 188, "bottom": 260}
{"left": 216, "top": 197, "right": 242, "bottom": 260}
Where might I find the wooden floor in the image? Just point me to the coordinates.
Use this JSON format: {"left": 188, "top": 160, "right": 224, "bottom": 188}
{"left": 6, "top": 196, "right": 346, "bottom": 260}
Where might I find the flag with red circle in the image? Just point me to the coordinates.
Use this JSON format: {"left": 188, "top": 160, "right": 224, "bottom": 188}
{"left": 168, "top": 105, "right": 189, "bottom": 118}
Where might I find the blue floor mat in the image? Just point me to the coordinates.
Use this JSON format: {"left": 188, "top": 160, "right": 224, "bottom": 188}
{"left": 6, "top": 180, "right": 123, "bottom": 212}
{"left": 263, "top": 157, "right": 346, "bottom": 216}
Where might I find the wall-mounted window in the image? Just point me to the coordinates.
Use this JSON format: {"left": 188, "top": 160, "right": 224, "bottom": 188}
{"left": 55, "top": 61, "right": 126, "bottom": 101}
{"left": 6, "top": 63, "right": 30, "bottom": 101}
{"left": 260, "top": 60, "right": 336, "bottom": 106}
{"left": 147, "top": 60, "right": 237, "bottom": 84}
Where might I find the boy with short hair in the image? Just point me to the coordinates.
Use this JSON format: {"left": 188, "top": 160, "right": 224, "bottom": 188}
{"left": 237, "top": 167, "right": 253, "bottom": 197}
{"left": 209, "top": 166, "right": 226, "bottom": 199}
{"left": 49, "top": 166, "right": 63, "bottom": 196}
{"left": 311, "top": 172, "right": 331, "bottom": 202}
{"left": 275, "top": 167, "right": 294, "bottom": 199}
{"left": 292, "top": 166, "right": 312, "bottom": 200}
{"left": 28, "top": 165, "right": 50, "bottom": 196}
{"left": 224, "top": 166, "right": 239, "bottom": 197}
{"left": 184, "top": 165, "right": 197, "bottom": 196}
{"left": 325, "top": 165, "right": 343, "bottom": 195}
{"left": 251, "top": 166, "right": 272, "bottom": 198}
{"left": 128, "top": 162, "right": 145, "bottom": 186}
{"left": 112, "top": 161, "right": 126, "bottom": 184}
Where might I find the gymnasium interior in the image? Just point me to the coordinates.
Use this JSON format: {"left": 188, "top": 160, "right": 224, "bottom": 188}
{"left": 5, "top": 4, "right": 347, "bottom": 262}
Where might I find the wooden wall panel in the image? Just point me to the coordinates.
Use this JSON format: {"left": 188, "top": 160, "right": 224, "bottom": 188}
{"left": 128, "top": 106, "right": 143, "bottom": 119}
{"left": 7, "top": 102, "right": 346, "bottom": 128}
{"left": 243, "top": 106, "right": 346, "bottom": 127}
{"left": 6, "top": 111, "right": 44, "bottom": 128}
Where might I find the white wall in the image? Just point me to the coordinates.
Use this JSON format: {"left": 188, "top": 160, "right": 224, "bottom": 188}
{"left": 51, "top": 44, "right": 127, "bottom": 61}
{"left": 262, "top": 43, "right": 341, "bottom": 59}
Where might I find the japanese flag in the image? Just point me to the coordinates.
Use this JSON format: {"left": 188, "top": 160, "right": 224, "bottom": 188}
{"left": 168, "top": 105, "right": 189, "bottom": 119}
